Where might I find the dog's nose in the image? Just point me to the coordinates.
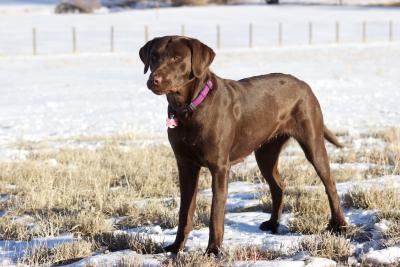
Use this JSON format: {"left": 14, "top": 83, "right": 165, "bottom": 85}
{"left": 152, "top": 74, "right": 162, "bottom": 86}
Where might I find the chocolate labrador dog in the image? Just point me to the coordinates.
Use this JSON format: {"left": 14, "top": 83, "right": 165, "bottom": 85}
{"left": 139, "top": 36, "right": 346, "bottom": 254}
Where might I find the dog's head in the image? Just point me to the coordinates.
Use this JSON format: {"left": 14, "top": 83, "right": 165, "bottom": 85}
{"left": 139, "top": 36, "right": 215, "bottom": 95}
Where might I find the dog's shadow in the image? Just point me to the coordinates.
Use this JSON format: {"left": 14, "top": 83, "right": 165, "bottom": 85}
{"left": 224, "top": 216, "right": 290, "bottom": 235}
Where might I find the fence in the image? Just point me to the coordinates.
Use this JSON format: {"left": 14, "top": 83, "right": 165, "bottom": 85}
{"left": 0, "top": 20, "right": 398, "bottom": 56}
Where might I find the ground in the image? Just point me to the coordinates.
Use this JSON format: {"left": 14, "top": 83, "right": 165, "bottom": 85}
{"left": 0, "top": 2, "right": 400, "bottom": 267}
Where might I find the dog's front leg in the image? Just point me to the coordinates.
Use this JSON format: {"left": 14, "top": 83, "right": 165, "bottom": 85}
{"left": 206, "top": 165, "right": 229, "bottom": 255}
{"left": 164, "top": 158, "right": 200, "bottom": 254}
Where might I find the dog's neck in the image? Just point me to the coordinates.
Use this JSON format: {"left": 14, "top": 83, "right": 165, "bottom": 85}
{"left": 166, "top": 71, "right": 213, "bottom": 112}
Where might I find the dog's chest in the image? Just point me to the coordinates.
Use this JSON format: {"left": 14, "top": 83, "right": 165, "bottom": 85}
{"left": 169, "top": 124, "right": 213, "bottom": 162}
{"left": 180, "top": 124, "right": 204, "bottom": 148}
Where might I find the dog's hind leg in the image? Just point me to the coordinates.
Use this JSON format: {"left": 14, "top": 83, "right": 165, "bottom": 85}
{"left": 296, "top": 122, "right": 347, "bottom": 233}
{"left": 255, "top": 134, "right": 289, "bottom": 233}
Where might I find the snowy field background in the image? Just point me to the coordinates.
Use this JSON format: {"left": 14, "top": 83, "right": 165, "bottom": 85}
{"left": 1, "top": 43, "right": 399, "bottom": 158}
{"left": 0, "top": 2, "right": 400, "bottom": 267}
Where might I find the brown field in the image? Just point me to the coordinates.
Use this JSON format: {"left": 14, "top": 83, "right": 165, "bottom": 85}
{"left": 0, "top": 128, "right": 399, "bottom": 265}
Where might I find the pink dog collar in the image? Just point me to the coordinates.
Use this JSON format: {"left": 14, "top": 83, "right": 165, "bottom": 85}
{"left": 167, "top": 79, "right": 213, "bottom": 128}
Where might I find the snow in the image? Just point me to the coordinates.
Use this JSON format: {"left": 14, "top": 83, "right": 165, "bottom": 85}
{"left": 0, "top": 235, "right": 76, "bottom": 263}
{"left": 305, "top": 258, "right": 337, "bottom": 267}
{"left": 0, "top": 4, "right": 400, "bottom": 54}
{"left": 233, "top": 260, "right": 305, "bottom": 267}
{"left": 363, "top": 247, "right": 400, "bottom": 266}
{"left": 1, "top": 43, "right": 400, "bottom": 154}
{"left": 65, "top": 249, "right": 162, "bottom": 267}
{"left": 345, "top": 209, "right": 376, "bottom": 225}
{"left": 0, "top": 178, "right": 398, "bottom": 265}
{"left": 336, "top": 175, "right": 400, "bottom": 195}
{"left": 0, "top": 6, "right": 399, "bottom": 148}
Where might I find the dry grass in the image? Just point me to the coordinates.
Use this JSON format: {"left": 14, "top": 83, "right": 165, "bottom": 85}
{"left": 18, "top": 243, "right": 53, "bottom": 266}
{"left": 52, "top": 240, "right": 93, "bottom": 265}
{"left": 117, "top": 201, "right": 178, "bottom": 230}
{"left": 0, "top": 216, "right": 32, "bottom": 240}
{"left": 289, "top": 184, "right": 400, "bottom": 238}
{"left": 91, "top": 232, "right": 163, "bottom": 254}
{"left": 0, "top": 136, "right": 181, "bottom": 241}
{"left": 279, "top": 158, "right": 321, "bottom": 186}
{"left": 63, "top": 211, "right": 115, "bottom": 237}
{"left": 230, "top": 167, "right": 261, "bottom": 184}
{"left": 116, "top": 197, "right": 210, "bottom": 230}
{"left": 0, "top": 143, "right": 179, "bottom": 215}
{"left": 343, "top": 187, "right": 399, "bottom": 212}
{"left": 1, "top": 128, "right": 397, "bottom": 223}
{"left": 230, "top": 245, "right": 293, "bottom": 261}
{"left": 164, "top": 251, "right": 222, "bottom": 267}
{"left": 363, "top": 128, "right": 400, "bottom": 174}
{"left": 171, "top": 0, "right": 208, "bottom": 6}
{"left": 343, "top": 186, "right": 400, "bottom": 246}
{"left": 193, "top": 197, "right": 212, "bottom": 229}
{"left": 343, "top": 224, "right": 373, "bottom": 243}
{"left": 0, "top": 134, "right": 211, "bottom": 246}
{"left": 384, "top": 220, "right": 400, "bottom": 246}
{"left": 18, "top": 240, "right": 93, "bottom": 266}
{"left": 114, "top": 256, "right": 142, "bottom": 267}
{"left": 261, "top": 187, "right": 331, "bottom": 234}
{"left": 1, "top": 128, "right": 399, "bottom": 264}
{"left": 163, "top": 245, "right": 290, "bottom": 267}
{"left": 282, "top": 128, "right": 400, "bottom": 186}
{"left": 299, "top": 232, "right": 352, "bottom": 263}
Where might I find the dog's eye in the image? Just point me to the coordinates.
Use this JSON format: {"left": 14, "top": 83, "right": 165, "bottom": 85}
{"left": 172, "top": 56, "right": 181, "bottom": 62}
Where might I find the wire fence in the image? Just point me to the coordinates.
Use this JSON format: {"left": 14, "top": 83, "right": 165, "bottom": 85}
{"left": 0, "top": 20, "right": 398, "bottom": 56}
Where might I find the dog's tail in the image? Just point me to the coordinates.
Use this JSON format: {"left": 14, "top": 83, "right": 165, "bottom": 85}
{"left": 324, "top": 126, "right": 344, "bottom": 148}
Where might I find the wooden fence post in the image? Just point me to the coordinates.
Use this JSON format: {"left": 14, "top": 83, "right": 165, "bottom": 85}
{"left": 362, "top": 21, "right": 366, "bottom": 43}
{"left": 155, "top": 2, "right": 159, "bottom": 19}
{"left": 308, "top": 22, "right": 313, "bottom": 45}
{"left": 144, "top": 25, "right": 149, "bottom": 42}
{"left": 72, "top": 27, "right": 76, "bottom": 53}
{"left": 32, "top": 27, "right": 37, "bottom": 55}
{"left": 110, "top": 26, "right": 114, "bottom": 53}
{"left": 181, "top": 24, "right": 185, "bottom": 36}
{"left": 335, "top": 21, "right": 340, "bottom": 43}
{"left": 278, "top": 23, "right": 282, "bottom": 46}
{"left": 249, "top": 23, "right": 253, "bottom": 48}
{"left": 216, "top": 24, "right": 221, "bottom": 49}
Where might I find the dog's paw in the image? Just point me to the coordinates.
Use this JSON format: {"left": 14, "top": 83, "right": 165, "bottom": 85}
{"left": 205, "top": 245, "right": 221, "bottom": 256}
{"left": 327, "top": 218, "right": 347, "bottom": 234}
{"left": 163, "top": 243, "right": 183, "bottom": 254}
{"left": 259, "top": 220, "right": 279, "bottom": 234}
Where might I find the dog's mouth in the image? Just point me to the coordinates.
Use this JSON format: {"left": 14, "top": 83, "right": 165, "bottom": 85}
{"left": 147, "top": 81, "right": 179, "bottom": 95}
{"left": 149, "top": 87, "right": 177, "bottom": 95}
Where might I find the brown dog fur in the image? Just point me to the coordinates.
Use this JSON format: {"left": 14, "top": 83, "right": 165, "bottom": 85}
{"left": 139, "top": 36, "right": 346, "bottom": 254}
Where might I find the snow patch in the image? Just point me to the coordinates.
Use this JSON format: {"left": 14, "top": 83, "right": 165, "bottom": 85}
{"left": 363, "top": 247, "right": 400, "bottom": 266}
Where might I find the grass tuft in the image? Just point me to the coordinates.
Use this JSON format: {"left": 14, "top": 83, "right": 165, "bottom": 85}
{"left": 384, "top": 220, "right": 400, "bottom": 246}
{"left": 164, "top": 251, "right": 222, "bottom": 267}
{"left": 18, "top": 240, "right": 93, "bottom": 266}
{"left": 0, "top": 216, "right": 32, "bottom": 240}
{"left": 261, "top": 188, "right": 331, "bottom": 234}
{"left": 299, "top": 232, "right": 351, "bottom": 263}
{"left": 231, "top": 245, "right": 292, "bottom": 261}
{"left": 91, "top": 232, "right": 164, "bottom": 254}
{"left": 343, "top": 187, "right": 399, "bottom": 212}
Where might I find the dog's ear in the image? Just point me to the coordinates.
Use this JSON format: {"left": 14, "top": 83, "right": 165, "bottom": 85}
{"left": 187, "top": 38, "right": 215, "bottom": 78}
{"left": 139, "top": 38, "right": 158, "bottom": 74}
